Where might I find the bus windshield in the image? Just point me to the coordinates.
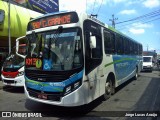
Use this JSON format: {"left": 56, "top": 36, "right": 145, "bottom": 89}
{"left": 3, "top": 45, "right": 26, "bottom": 71}
{"left": 26, "top": 27, "right": 83, "bottom": 71}
{"left": 3, "top": 54, "right": 24, "bottom": 70}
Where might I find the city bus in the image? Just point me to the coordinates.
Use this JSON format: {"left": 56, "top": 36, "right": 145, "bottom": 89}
{"left": 16, "top": 11, "right": 143, "bottom": 106}
{"left": 1, "top": 36, "right": 26, "bottom": 86}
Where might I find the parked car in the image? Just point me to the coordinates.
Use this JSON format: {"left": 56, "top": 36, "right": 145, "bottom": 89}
{"left": 142, "top": 56, "right": 153, "bottom": 72}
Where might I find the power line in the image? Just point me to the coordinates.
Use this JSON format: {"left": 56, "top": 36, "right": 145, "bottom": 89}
{"left": 116, "top": 9, "right": 160, "bottom": 30}
{"left": 97, "top": 0, "right": 103, "bottom": 15}
{"left": 116, "top": 9, "right": 160, "bottom": 25}
{"left": 117, "top": 12, "right": 160, "bottom": 28}
{"left": 117, "top": 17, "right": 160, "bottom": 31}
{"left": 117, "top": 13, "right": 160, "bottom": 30}
{"left": 118, "top": 12, "right": 160, "bottom": 26}
{"left": 91, "top": 0, "right": 97, "bottom": 14}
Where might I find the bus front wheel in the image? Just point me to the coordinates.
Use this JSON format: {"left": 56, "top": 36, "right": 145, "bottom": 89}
{"left": 103, "top": 78, "right": 112, "bottom": 100}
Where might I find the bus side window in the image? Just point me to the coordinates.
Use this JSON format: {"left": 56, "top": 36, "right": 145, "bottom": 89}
{"left": 116, "top": 34, "right": 123, "bottom": 54}
{"left": 127, "top": 40, "right": 130, "bottom": 55}
{"left": 135, "top": 43, "right": 138, "bottom": 55}
{"left": 140, "top": 44, "right": 143, "bottom": 55}
{"left": 129, "top": 41, "right": 133, "bottom": 55}
{"left": 104, "top": 30, "right": 115, "bottom": 54}
{"left": 124, "top": 38, "right": 128, "bottom": 54}
{"left": 92, "top": 33, "right": 102, "bottom": 58}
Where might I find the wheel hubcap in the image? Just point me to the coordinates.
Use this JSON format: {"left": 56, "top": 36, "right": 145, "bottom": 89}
{"left": 105, "top": 82, "right": 111, "bottom": 94}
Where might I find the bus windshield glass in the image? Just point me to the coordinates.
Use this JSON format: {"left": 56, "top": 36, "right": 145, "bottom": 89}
{"left": 3, "top": 54, "right": 24, "bottom": 70}
{"left": 26, "top": 27, "right": 83, "bottom": 71}
{"left": 3, "top": 45, "right": 26, "bottom": 71}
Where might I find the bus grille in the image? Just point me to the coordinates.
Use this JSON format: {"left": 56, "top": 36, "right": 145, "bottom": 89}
{"left": 25, "top": 72, "right": 69, "bottom": 82}
{"left": 27, "top": 87, "right": 62, "bottom": 101}
{"left": 3, "top": 80, "right": 15, "bottom": 84}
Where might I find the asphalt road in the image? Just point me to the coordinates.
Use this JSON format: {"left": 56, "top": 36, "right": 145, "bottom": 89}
{"left": 0, "top": 68, "right": 160, "bottom": 120}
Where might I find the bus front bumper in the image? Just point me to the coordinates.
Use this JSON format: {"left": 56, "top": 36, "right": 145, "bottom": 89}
{"left": 1, "top": 75, "right": 25, "bottom": 87}
{"left": 24, "top": 83, "right": 87, "bottom": 107}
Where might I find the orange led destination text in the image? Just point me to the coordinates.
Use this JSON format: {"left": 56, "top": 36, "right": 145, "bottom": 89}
{"left": 26, "top": 58, "right": 39, "bottom": 66}
{"left": 32, "top": 15, "right": 71, "bottom": 29}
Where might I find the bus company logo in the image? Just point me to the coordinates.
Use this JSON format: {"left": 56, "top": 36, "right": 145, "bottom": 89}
{"left": 38, "top": 78, "right": 46, "bottom": 81}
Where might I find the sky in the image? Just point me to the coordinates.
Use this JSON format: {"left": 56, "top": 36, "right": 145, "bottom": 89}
{"left": 59, "top": 0, "right": 160, "bottom": 54}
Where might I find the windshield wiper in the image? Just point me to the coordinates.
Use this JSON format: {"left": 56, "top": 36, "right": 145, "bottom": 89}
{"left": 38, "top": 34, "right": 43, "bottom": 58}
{"left": 48, "top": 26, "right": 63, "bottom": 60}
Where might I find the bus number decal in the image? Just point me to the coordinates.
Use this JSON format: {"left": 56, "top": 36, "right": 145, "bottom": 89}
{"left": 26, "top": 58, "right": 42, "bottom": 68}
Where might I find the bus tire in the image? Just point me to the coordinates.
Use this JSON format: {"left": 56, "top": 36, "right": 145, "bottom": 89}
{"left": 133, "top": 68, "right": 138, "bottom": 80}
{"left": 102, "top": 78, "right": 112, "bottom": 100}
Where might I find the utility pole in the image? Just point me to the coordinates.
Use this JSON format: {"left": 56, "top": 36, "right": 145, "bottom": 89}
{"left": 8, "top": 0, "right": 11, "bottom": 54}
{"left": 109, "top": 14, "right": 118, "bottom": 28}
{"left": 146, "top": 44, "right": 149, "bottom": 51}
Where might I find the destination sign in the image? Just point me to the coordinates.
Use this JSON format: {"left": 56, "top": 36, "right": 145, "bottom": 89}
{"left": 27, "top": 12, "right": 79, "bottom": 30}
{"left": 25, "top": 57, "right": 42, "bottom": 69}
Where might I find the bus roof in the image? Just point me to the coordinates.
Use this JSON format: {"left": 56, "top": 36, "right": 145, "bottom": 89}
{"left": 29, "top": 11, "right": 141, "bottom": 45}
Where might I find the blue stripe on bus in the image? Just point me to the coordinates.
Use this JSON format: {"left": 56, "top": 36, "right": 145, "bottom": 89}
{"left": 112, "top": 55, "right": 138, "bottom": 80}
{"left": 25, "top": 70, "right": 84, "bottom": 92}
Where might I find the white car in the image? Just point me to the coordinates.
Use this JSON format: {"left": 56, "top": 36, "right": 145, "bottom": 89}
{"left": 142, "top": 56, "right": 153, "bottom": 72}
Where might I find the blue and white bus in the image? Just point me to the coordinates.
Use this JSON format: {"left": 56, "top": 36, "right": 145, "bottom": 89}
{"left": 16, "top": 11, "right": 143, "bottom": 106}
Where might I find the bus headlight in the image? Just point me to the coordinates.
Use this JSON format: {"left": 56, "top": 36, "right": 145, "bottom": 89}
{"left": 64, "top": 79, "right": 82, "bottom": 96}
{"left": 66, "top": 86, "right": 71, "bottom": 93}
{"left": 17, "top": 71, "right": 24, "bottom": 77}
{"left": 74, "top": 81, "right": 80, "bottom": 88}
{"left": 17, "top": 80, "right": 22, "bottom": 83}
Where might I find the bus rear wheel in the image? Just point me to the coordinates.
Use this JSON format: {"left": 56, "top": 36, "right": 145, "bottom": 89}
{"left": 133, "top": 68, "right": 138, "bottom": 80}
{"left": 103, "top": 79, "right": 112, "bottom": 100}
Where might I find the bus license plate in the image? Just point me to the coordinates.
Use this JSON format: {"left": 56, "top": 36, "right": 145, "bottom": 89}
{"left": 7, "top": 83, "right": 11, "bottom": 85}
{"left": 38, "top": 93, "right": 47, "bottom": 100}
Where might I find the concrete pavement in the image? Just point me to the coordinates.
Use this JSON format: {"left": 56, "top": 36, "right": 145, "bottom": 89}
{"left": 0, "top": 80, "right": 3, "bottom": 90}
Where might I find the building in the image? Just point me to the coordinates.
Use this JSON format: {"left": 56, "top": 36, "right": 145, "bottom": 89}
{"left": 0, "top": 1, "right": 42, "bottom": 68}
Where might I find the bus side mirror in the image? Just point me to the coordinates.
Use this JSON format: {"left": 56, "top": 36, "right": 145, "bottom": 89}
{"left": 16, "top": 36, "right": 26, "bottom": 59}
{"left": 90, "top": 36, "right": 97, "bottom": 58}
{"left": 90, "top": 36, "right": 96, "bottom": 49}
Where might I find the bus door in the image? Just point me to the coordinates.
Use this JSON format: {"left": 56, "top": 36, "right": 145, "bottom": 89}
{"left": 84, "top": 20, "right": 104, "bottom": 101}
